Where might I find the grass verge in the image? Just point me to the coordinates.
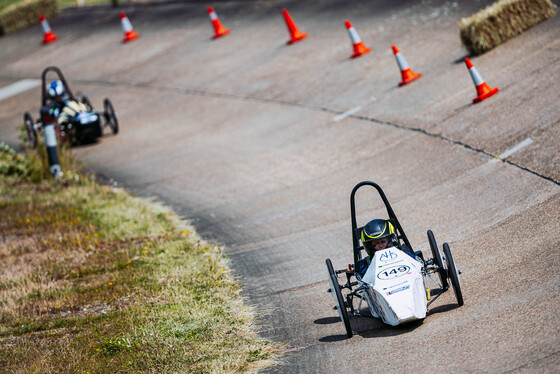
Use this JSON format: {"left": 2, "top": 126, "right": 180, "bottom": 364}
{"left": 0, "top": 141, "right": 282, "bottom": 373}
{"left": 0, "top": 0, "right": 57, "bottom": 36}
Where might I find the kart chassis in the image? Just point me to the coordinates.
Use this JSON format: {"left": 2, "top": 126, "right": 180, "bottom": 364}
{"left": 326, "top": 181, "right": 463, "bottom": 338}
{"left": 24, "top": 66, "right": 118, "bottom": 147}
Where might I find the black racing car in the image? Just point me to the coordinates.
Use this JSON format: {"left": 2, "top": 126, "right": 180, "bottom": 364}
{"left": 24, "top": 66, "right": 118, "bottom": 147}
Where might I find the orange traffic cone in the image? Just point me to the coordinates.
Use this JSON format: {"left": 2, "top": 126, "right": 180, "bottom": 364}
{"left": 207, "top": 6, "right": 230, "bottom": 39}
{"left": 345, "top": 20, "right": 371, "bottom": 58}
{"left": 120, "top": 12, "right": 140, "bottom": 43}
{"left": 392, "top": 45, "right": 422, "bottom": 86}
{"left": 39, "top": 14, "right": 58, "bottom": 45}
{"left": 465, "top": 58, "right": 498, "bottom": 103}
{"left": 282, "top": 9, "right": 307, "bottom": 44}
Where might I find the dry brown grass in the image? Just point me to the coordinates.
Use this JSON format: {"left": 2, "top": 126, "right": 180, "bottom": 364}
{"left": 0, "top": 144, "right": 282, "bottom": 373}
{"left": 459, "top": 0, "right": 556, "bottom": 55}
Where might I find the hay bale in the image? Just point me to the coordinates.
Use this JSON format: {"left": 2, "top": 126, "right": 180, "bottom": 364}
{"left": 459, "top": 0, "right": 556, "bottom": 56}
{"left": 0, "top": 0, "right": 58, "bottom": 36}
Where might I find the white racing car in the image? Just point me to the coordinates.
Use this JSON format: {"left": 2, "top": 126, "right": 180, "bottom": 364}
{"left": 326, "top": 181, "right": 463, "bottom": 338}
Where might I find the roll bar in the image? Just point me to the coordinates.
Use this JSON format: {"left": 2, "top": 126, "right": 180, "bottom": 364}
{"left": 350, "top": 181, "right": 412, "bottom": 268}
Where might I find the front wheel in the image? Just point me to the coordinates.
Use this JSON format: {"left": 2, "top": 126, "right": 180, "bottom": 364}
{"left": 442, "top": 243, "right": 464, "bottom": 306}
{"left": 24, "top": 112, "right": 37, "bottom": 148}
{"left": 427, "top": 230, "right": 448, "bottom": 290}
{"left": 103, "top": 98, "right": 119, "bottom": 134}
{"left": 326, "top": 258, "right": 352, "bottom": 338}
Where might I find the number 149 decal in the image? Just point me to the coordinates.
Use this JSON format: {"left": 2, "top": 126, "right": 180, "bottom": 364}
{"left": 377, "top": 265, "right": 410, "bottom": 280}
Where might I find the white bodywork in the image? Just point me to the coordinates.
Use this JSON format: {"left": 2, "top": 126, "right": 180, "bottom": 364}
{"left": 361, "top": 247, "right": 427, "bottom": 326}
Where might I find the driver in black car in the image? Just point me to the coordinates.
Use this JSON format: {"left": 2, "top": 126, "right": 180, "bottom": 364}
{"left": 356, "top": 219, "right": 416, "bottom": 276}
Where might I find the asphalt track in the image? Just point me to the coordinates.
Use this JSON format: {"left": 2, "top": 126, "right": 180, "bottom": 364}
{"left": 1, "top": 1, "right": 559, "bottom": 372}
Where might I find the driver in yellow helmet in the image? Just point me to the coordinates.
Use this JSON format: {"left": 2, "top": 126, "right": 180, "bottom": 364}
{"left": 361, "top": 219, "right": 396, "bottom": 255}
{"left": 357, "top": 219, "right": 416, "bottom": 276}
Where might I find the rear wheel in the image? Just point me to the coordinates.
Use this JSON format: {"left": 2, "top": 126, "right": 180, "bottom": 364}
{"left": 103, "top": 98, "right": 119, "bottom": 134}
{"left": 24, "top": 112, "right": 37, "bottom": 148}
{"left": 326, "top": 258, "right": 352, "bottom": 338}
{"left": 427, "top": 230, "right": 448, "bottom": 290}
{"left": 442, "top": 243, "right": 464, "bottom": 306}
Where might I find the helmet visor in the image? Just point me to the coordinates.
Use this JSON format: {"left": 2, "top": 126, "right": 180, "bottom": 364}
{"left": 363, "top": 237, "right": 391, "bottom": 256}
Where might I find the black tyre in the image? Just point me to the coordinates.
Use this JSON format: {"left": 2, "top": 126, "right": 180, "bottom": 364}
{"left": 103, "top": 98, "right": 119, "bottom": 134}
{"left": 80, "top": 94, "right": 93, "bottom": 111}
{"left": 442, "top": 243, "right": 464, "bottom": 306}
{"left": 326, "top": 258, "right": 352, "bottom": 338}
{"left": 24, "top": 112, "right": 37, "bottom": 148}
{"left": 427, "top": 230, "right": 448, "bottom": 290}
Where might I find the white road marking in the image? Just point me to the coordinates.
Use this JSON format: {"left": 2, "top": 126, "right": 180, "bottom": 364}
{"left": 491, "top": 138, "right": 534, "bottom": 162}
{"left": 333, "top": 105, "right": 362, "bottom": 122}
{"left": 0, "top": 79, "right": 41, "bottom": 101}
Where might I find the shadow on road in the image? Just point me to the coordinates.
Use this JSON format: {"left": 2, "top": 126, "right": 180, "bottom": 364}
{"left": 318, "top": 334, "right": 350, "bottom": 342}
{"left": 427, "top": 302, "right": 462, "bottom": 315}
{"left": 315, "top": 307, "right": 427, "bottom": 342}
{"left": 453, "top": 54, "right": 472, "bottom": 64}
{"left": 313, "top": 316, "right": 340, "bottom": 325}
{"left": 354, "top": 318, "right": 424, "bottom": 339}
{"left": 382, "top": 85, "right": 401, "bottom": 94}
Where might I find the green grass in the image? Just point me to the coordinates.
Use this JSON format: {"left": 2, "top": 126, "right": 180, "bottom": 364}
{"left": 57, "top": 0, "right": 111, "bottom": 8}
{"left": 0, "top": 0, "right": 110, "bottom": 13}
{"left": 0, "top": 0, "right": 18, "bottom": 12}
{"left": 0, "top": 142, "right": 282, "bottom": 373}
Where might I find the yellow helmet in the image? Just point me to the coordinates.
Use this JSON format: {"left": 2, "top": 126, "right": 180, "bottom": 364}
{"left": 361, "top": 219, "right": 396, "bottom": 256}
